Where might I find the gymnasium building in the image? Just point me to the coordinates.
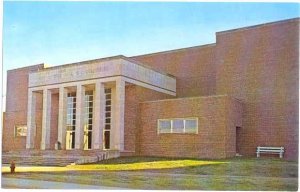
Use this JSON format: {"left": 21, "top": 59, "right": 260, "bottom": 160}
{"left": 2, "top": 18, "right": 298, "bottom": 161}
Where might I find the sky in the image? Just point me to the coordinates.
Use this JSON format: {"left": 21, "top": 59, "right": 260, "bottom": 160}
{"left": 1, "top": 1, "right": 300, "bottom": 110}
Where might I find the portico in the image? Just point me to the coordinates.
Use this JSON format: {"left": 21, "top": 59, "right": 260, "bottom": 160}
{"left": 25, "top": 56, "right": 176, "bottom": 151}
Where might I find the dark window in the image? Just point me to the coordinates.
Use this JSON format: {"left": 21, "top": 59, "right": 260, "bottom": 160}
{"left": 104, "top": 131, "right": 110, "bottom": 149}
{"left": 105, "top": 112, "right": 111, "bottom": 118}
{"left": 105, "top": 118, "right": 111, "bottom": 124}
{"left": 105, "top": 89, "right": 111, "bottom": 94}
{"left": 105, "top": 124, "right": 110, "bottom": 130}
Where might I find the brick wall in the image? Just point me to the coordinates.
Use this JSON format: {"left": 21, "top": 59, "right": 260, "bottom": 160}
{"left": 50, "top": 93, "right": 59, "bottom": 149}
{"left": 124, "top": 85, "right": 173, "bottom": 154}
{"left": 134, "top": 18, "right": 299, "bottom": 160}
{"left": 138, "top": 95, "right": 241, "bottom": 159}
{"left": 132, "top": 44, "right": 216, "bottom": 98}
{"left": 3, "top": 64, "right": 44, "bottom": 151}
{"left": 215, "top": 19, "right": 299, "bottom": 160}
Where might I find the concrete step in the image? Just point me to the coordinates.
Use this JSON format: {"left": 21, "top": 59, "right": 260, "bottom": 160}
{"left": 2, "top": 150, "right": 120, "bottom": 166}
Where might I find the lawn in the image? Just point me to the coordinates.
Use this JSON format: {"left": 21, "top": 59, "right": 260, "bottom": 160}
{"left": 2, "top": 156, "right": 298, "bottom": 190}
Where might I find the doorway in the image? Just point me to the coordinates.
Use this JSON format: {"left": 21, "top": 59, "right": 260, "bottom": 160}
{"left": 66, "top": 131, "right": 75, "bottom": 149}
{"left": 236, "top": 127, "right": 242, "bottom": 155}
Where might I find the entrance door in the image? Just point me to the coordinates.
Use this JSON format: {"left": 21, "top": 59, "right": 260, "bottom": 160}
{"left": 66, "top": 131, "right": 75, "bottom": 150}
{"left": 83, "top": 128, "right": 92, "bottom": 150}
{"left": 236, "top": 127, "right": 242, "bottom": 155}
{"left": 104, "top": 130, "right": 110, "bottom": 149}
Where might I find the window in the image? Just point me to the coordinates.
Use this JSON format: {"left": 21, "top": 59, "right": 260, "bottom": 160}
{"left": 104, "top": 88, "right": 112, "bottom": 149}
{"left": 185, "top": 119, "right": 198, "bottom": 133}
{"left": 172, "top": 119, "right": 184, "bottom": 133}
{"left": 158, "top": 118, "right": 198, "bottom": 134}
{"left": 158, "top": 120, "right": 171, "bottom": 133}
{"left": 66, "top": 92, "right": 76, "bottom": 149}
{"left": 15, "top": 125, "right": 27, "bottom": 137}
{"left": 84, "top": 91, "right": 93, "bottom": 150}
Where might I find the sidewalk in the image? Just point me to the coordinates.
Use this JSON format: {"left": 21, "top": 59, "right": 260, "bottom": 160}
{"left": 2, "top": 177, "right": 127, "bottom": 189}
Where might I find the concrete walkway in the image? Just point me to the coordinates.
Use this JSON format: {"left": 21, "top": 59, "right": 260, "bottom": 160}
{"left": 2, "top": 177, "right": 127, "bottom": 189}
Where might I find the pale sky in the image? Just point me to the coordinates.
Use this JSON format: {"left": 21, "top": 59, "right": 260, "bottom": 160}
{"left": 2, "top": 1, "right": 299, "bottom": 111}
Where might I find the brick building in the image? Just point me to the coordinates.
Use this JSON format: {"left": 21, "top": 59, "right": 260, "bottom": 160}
{"left": 2, "top": 18, "right": 299, "bottom": 160}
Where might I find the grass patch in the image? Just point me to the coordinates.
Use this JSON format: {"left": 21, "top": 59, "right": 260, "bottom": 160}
{"left": 2, "top": 158, "right": 224, "bottom": 172}
{"left": 68, "top": 159, "right": 225, "bottom": 171}
{"left": 2, "top": 156, "right": 298, "bottom": 190}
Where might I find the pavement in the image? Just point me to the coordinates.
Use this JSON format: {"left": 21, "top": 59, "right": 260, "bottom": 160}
{"left": 1, "top": 177, "right": 127, "bottom": 189}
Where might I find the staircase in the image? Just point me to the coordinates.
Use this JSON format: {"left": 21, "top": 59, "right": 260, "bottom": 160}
{"left": 2, "top": 150, "right": 120, "bottom": 166}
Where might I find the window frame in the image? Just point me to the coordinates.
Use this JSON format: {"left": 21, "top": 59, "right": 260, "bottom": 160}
{"left": 157, "top": 118, "right": 198, "bottom": 134}
{"left": 14, "top": 125, "right": 28, "bottom": 137}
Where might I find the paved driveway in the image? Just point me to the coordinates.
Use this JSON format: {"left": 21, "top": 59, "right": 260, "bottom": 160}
{"left": 2, "top": 177, "right": 127, "bottom": 189}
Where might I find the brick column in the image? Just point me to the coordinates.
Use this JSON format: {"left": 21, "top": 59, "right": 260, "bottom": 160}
{"left": 41, "top": 89, "right": 52, "bottom": 150}
{"left": 75, "top": 84, "right": 85, "bottom": 149}
{"left": 92, "top": 81, "right": 105, "bottom": 150}
{"left": 57, "top": 87, "right": 67, "bottom": 149}
{"left": 26, "top": 89, "right": 37, "bottom": 149}
{"left": 114, "top": 78, "right": 125, "bottom": 151}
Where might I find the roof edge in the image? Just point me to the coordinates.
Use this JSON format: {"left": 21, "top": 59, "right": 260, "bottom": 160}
{"left": 38, "top": 55, "right": 126, "bottom": 72}
{"left": 7, "top": 64, "right": 45, "bottom": 72}
{"left": 131, "top": 43, "right": 216, "bottom": 58}
{"left": 217, "top": 17, "right": 300, "bottom": 35}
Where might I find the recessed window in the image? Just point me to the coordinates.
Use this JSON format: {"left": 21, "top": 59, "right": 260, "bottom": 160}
{"left": 15, "top": 125, "right": 27, "bottom": 137}
{"left": 158, "top": 118, "right": 198, "bottom": 134}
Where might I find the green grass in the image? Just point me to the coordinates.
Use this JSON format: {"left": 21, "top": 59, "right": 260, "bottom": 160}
{"left": 2, "top": 156, "right": 298, "bottom": 190}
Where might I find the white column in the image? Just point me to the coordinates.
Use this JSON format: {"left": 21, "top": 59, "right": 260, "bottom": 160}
{"left": 57, "top": 87, "right": 67, "bottom": 149}
{"left": 26, "top": 89, "right": 37, "bottom": 149}
{"left": 92, "top": 82, "right": 105, "bottom": 150}
{"left": 75, "top": 84, "right": 85, "bottom": 149}
{"left": 41, "top": 89, "right": 52, "bottom": 150}
{"left": 114, "top": 78, "right": 125, "bottom": 151}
